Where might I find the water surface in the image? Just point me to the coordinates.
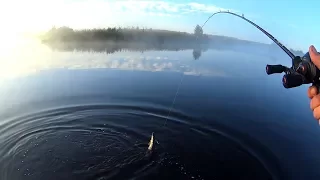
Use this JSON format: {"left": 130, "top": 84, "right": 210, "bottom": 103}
{"left": 0, "top": 39, "right": 320, "bottom": 180}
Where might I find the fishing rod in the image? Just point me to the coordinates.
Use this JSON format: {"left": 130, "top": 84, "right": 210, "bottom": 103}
{"left": 152, "top": 11, "right": 320, "bottom": 149}
{"left": 202, "top": 11, "right": 320, "bottom": 89}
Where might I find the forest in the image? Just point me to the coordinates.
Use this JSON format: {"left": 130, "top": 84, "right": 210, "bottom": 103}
{"left": 40, "top": 25, "right": 304, "bottom": 56}
{"left": 41, "top": 25, "right": 209, "bottom": 45}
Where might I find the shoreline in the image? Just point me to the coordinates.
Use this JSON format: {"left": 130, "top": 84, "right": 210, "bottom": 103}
{"left": 40, "top": 26, "right": 304, "bottom": 56}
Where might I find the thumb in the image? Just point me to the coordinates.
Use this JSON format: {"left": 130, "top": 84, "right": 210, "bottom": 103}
{"left": 309, "top": 45, "right": 320, "bottom": 68}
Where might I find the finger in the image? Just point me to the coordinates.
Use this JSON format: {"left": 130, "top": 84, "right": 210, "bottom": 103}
{"left": 308, "top": 85, "right": 318, "bottom": 99}
{"left": 309, "top": 45, "right": 320, "bottom": 68}
{"left": 310, "top": 94, "right": 320, "bottom": 110}
{"left": 313, "top": 106, "right": 320, "bottom": 120}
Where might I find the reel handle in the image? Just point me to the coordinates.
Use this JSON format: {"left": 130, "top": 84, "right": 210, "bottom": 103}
{"left": 266, "top": 64, "right": 286, "bottom": 75}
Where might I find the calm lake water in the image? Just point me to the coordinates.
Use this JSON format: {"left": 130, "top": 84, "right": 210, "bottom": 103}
{"left": 0, "top": 38, "right": 320, "bottom": 180}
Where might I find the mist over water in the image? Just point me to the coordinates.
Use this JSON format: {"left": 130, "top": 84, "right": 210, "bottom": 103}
{"left": 0, "top": 38, "right": 319, "bottom": 180}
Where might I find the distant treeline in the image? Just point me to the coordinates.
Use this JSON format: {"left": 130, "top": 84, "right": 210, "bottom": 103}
{"left": 41, "top": 26, "right": 210, "bottom": 45}
{"left": 41, "top": 26, "right": 305, "bottom": 57}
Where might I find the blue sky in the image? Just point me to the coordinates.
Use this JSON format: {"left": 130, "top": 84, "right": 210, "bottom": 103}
{"left": 1, "top": 0, "right": 318, "bottom": 50}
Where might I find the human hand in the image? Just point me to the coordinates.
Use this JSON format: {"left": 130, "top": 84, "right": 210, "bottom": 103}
{"left": 307, "top": 45, "right": 320, "bottom": 121}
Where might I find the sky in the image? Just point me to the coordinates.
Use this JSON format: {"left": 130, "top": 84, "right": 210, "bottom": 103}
{"left": 0, "top": 0, "right": 319, "bottom": 50}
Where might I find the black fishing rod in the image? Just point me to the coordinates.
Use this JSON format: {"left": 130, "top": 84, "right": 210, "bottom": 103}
{"left": 202, "top": 11, "right": 320, "bottom": 89}
{"left": 156, "top": 11, "right": 319, "bottom": 139}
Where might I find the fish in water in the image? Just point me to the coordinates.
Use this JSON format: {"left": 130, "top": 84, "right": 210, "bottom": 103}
{"left": 148, "top": 132, "right": 154, "bottom": 151}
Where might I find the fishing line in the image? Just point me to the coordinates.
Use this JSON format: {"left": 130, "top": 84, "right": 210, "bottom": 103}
{"left": 153, "top": 10, "right": 298, "bottom": 145}
{"left": 160, "top": 11, "right": 272, "bottom": 130}
{"left": 162, "top": 73, "right": 185, "bottom": 128}
{"left": 161, "top": 38, "right": 202, "bottom": 129}
{"left": 150, "top": 70, "right": 185, "bottom": 148}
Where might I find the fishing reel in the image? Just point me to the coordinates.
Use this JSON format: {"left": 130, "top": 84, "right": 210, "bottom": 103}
{"left": 266, "top": 52, "right": 320, "bottom": 88}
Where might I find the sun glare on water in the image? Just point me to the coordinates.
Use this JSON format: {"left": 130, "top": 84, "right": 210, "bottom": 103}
{"left": 0, "top": 0, "right": 57, "bottom": 80}
{"left": 0, "top": 32, "right": 52, "bottom": 80}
